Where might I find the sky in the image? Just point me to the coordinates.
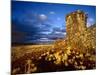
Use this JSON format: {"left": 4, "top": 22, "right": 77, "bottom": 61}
{"left": 12, "top": 1, "right": 96, "bottom": 44}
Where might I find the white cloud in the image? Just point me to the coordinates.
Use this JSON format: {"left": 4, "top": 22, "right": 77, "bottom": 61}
{"left": 87, "top": 17, "right": 95, "bottom": 27}
{"left": 62, "top": 32, "right": 66, "bottom": 35}
{"left": 38, "top": 38, "right": 54, "bottom": 42}
{"left": 40, "top": 31, "right": 51, "bottom": 35}
{"left": 55, "top": 31, "right": 61, "bottom": 34}
{"left": 38, "top": 14, "right": 47, "bottom": 21}
{"left": 39, "top": 38, "right": 49, "bottom": 40}
{"left": 87, "top": 22, "right": 91, "bottom": 27}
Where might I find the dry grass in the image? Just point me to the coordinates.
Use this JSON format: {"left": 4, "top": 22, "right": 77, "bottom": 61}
{"left": 12, "top": 44, "right": 54, "bottom": 61}
{"left": 11, "top": 44, "right": 96, "bottom": 74}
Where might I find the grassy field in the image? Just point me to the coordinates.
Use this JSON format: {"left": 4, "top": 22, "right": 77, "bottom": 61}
{"left": 12, "top": 44, "right": 54, "bottom": 61}
{"left": 11, "top": 44, "right": 96, "bottom": 74}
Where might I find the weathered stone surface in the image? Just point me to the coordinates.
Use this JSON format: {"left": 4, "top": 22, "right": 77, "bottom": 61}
{"left": 66, "top": 10, "right": 87, "bottom": 50}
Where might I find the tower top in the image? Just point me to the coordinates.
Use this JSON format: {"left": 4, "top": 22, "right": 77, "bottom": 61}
{"left": 66, "top": 10, "right": 87, "bottom": 21}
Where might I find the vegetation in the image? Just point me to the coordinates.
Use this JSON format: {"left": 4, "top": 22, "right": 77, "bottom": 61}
{"left": 11, "top": 44, "right": 96, "bottom": 74}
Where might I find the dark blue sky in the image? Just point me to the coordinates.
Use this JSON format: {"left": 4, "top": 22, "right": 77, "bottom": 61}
{"left": 12, "top": 1, "right": 96, "bottom": 44}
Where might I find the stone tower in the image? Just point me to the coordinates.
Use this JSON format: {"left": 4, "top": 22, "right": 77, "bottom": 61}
{"left": 65, "top": 10, "right": 87, "bottom": 50}
{"left": 66, "top": 10, "right": 87, "bottom": 38}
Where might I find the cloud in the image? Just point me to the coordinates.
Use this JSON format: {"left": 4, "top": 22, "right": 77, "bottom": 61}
{"left": 52, "top": 27, "right": 66, "bottom": 33}
{"left": 14, "top": 12, "right": 48, "bottom": 26}
{"left": 12, "top": 11, "right": 66, "bottom": 44}
{"left": 37, "top": 38, "right": 55, "bottom": 44}
{"left": 49, "top": 11, "right": 55, "bottom": 14}
{"left": 40, "top": 31, "right": 51, "bottom": 35}
{"left": 26, "top": 37, "right": 55, "bottom": 44}
{"left": 44, "top": 27, "right": 66, "bottom": 40}
{"left": 87, "top": 17, "right": 95, "bottom": 27}
{"left": 39, "top": 38, "right": 49, "bottom": 40}
{"left": 38, "top": 14, "right": 47, "bottom": 21}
